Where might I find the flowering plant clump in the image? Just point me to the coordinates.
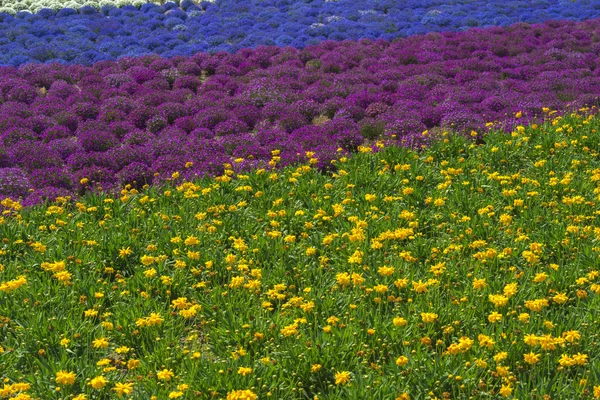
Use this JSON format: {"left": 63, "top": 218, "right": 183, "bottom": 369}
{"left": 1, "top": 109, "right": 600, "bottom": 398}
{"left": 1, "top": 19, "right": 600, "bottom": 204}
{"left": 0, "top": 0, "right": 598, "bottom": 65}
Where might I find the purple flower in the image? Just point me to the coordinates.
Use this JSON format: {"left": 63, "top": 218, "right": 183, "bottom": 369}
{"left": 47, "top": 80, "right": 78, "bottom": 99}
{"left": 117, "top": 162, "right": 154, "bottom": 189}
{"left": 28, "top": 167, "right": 74, "bottom": 190}
{"left": 47, "top": 137, "right": 81, "bottom": 160}
{"left": 214, "top": 118, "right": 250, "bottom": 136}
{"left": 123, "top": 129, "right": 155, "bottom": 146}
{"left": 10, "top": 140, "right": 63, "bottom": 171}
{"left": 42, "top": 125, "right": 73, "bottom": 142}
{"left": 6, "top": 83, "right": 37, "bottom": 104}
{"left": 146, "top": 116, "right": 168, "bottom": 134}
{"left": 104, "top": 73, "right": 135, "bottom": 88}
{"left": 157, "top": 102, "right": 188, "bottom": 124}
{"left": 0, "top": 168, "right": 33, "bottom": 198}
{"left": 77, "top": 122, "right": 118, "bottom": 152}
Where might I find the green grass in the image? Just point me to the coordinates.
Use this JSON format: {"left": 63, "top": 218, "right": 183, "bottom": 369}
{"left": 2, "top": 108, "right": 600, "bottom": 400}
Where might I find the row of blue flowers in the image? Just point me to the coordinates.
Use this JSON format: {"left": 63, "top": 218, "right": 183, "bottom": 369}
{"left": 0, "top": 0, "right": 599, "bottom": 66}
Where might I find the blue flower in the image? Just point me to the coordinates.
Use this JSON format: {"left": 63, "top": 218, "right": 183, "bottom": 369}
{"left": 0, "top": 0, "right": 599, "bottom": 66}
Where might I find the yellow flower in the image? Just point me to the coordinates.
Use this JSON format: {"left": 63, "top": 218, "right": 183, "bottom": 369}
{"left": 311, "top": 364, "right": 322, "bottom": 372}
{"left": 562, "top": 330, "right": 581, "bottom": 343}
{"left": 524, "top": 352, "right": 540, "bottom": 365}
{"left": 89, "top": 376, "right": 108, "bottom": 389}
{"left": 336, "top": 272, "right": 351, "bottom": 286}
{"left": 433, "top": 198, "right": 445, "bottom": 207}
{"left": 412, "top": 280, "right": 428, "bottom": 293}
{"left": 553, "top": 292, "right": 568, "bottom": 304}
{"left": 572, "top": 353, "right": 588, "bottom": 365}
{"left": 0, "top": 275, "right": 28, "bottom": 293}
{"left": 593, "top": 385, "right": 600, "bottom": 399}
{"left": 140, "top": 255, "right": 154, "bottom": 266}
{"left": 157, "top": 369, "right": 175, "bottom": 381}
{"left": 395, "top": 356, "right": 409, "bottom": 367}
{"left": 499, "top": 384, "right": 513, "bottom": 397}
{"left": 184, "top": 236, "right": 199, "bottom": 246}
{"left": 113, "top": 382, "right": 134, "bottom": 397}
{"left": 496, "top": 365, "right": 510, "bottom": 377}
{"left": 84, "top": 309, "right": 98, "bottom": 318}
{"left": 226, "top": 389, "right": 257, "bottom": 400}
{"left": 477, "top": 334, "right": 495, "bottom": 349}
{"left": 543, "top": 320, "right": 555, "bottom": 330}
{"left": 373, "top": 284, "right": 388, "bottom": 293}
{"left": 488, "top": 312, "right": 503, "bottom": 323}
{"left": 237, "top": 367, "right": 252, "bottom": 376}
{"left": 143, "top": 268, "right": 157, "bottom": 278}
{"left": 127, "top": 359, "right": 140, "bottom": 370}
{"left": 472, "top": 278, "right": 487, "bottom": 290}
{"left": 393, "top": 317, "right": 407, "bottom": 327}
{"left": 169, "top": 391, "right": 184, "bottom": 398}
{"left": 503, "top": 282, "right": 518, "bottom": 297}
{"left": 137, "top": 312, "right": 164, "bottom": 327}
{"left": 281, "top": 323, "right": 299, "bottom": 337}
{"left": 284, "top": 235, "right": 296, "bottom": 243}
{"left": 378, "top": 266, "right": 394, "bottom": 276}
{"left": 420, "top": 312, "right": 438, "bottom": 323}
{"left": 55, "top": 370, "right": 76, "bottom": 385}
{"left": 558, "top": 354, "right": 576, "bottom": 367}
{"left": 53, "top": 270, "right": 72, "bottom": 283}
{"left": 118, "top": 247, "right": 132, "bottom": 258}
{"left": 525, "top": 299, "right": 549, "bottom": 312}
{"left": 518, "top": 313, "right": 530, "bottom": 323}
{"left": 488, "top": 294, "right": 509, "bottom": 307}
{"left": 92, "top": 337, "right": 109, "bottom": 349}
{"left": 115, "top": 346, "right": 131, "bottom": 354}
{"left": 334, "top": 371, "right": 351, "bottom": 385}
{"left": 352, "top": 273, "right": 365, "bottom": 285}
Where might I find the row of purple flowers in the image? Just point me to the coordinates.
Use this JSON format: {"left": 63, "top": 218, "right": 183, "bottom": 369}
{"left": 1, "top": 18, "right": 600, "bottom": 204}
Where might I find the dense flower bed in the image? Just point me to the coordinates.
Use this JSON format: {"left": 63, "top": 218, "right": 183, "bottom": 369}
{"left": 0, "top": 0, "right": 196, "bottom": 14}
{"left": 0, "top": 0, "right": 599, "bottom": 66}
{"left": 2, "top": 18, "right": 600, "bottom": 204}
{"left": 2, "top": 111, "right": 600, "bottom": 398}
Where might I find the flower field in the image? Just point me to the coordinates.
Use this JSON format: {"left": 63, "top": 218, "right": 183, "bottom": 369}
{"left": 4, "top": 18, "right": 600, "bottom": 206}
{"left": 3, "top": 109, "right": 600, "bottom": 399}
{"left": 0, "top": 0, "right": 599, "bottom": 66}
{"left": 3, "top": 0, "right": 600, "bottom": 399}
